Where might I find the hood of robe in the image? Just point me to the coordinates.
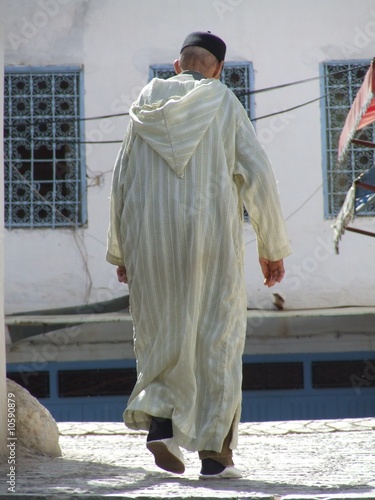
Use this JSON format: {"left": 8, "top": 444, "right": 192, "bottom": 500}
{"left": 130, "top": 77, "right": 227, "bottom": 177}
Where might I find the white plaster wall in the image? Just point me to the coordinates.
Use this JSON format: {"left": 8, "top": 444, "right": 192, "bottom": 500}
{"left": 2, "top": 0, "right": 375, "bottom": 313}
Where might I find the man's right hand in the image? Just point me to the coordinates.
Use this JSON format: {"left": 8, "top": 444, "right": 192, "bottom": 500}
{"left": 259, "top": 258, "right": 285, "bottom": 288}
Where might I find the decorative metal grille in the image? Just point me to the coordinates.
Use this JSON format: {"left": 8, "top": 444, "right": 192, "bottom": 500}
{"left": 7, "top": 370, "right": 50, "bottom": 398}
{"left": 322, "top": 61, "right": 375, "bottom": 217}
{"left": 58, "top": 368, "right": 137, "bottom": 397}
{"left": 242, "top": 362, "right": 304, "bottom": 391}
{"left": 4, "top": 68, "right": 85, "bottom": 228}
{"left": 150, "top": 62, "right": 253, "bottom": 119}
{"left": 312, "top": 359, "right": 375, "bottom": 389}
{"left": 221, "top": 62, "right": 253, "bottom": 119}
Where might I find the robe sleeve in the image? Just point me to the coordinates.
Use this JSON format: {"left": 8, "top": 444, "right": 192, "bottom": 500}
{"left": 106, "top": 121, "right": 135, "bottom": 266}
{"left": 233, "top": 113, "right": 292, "bottom": 261}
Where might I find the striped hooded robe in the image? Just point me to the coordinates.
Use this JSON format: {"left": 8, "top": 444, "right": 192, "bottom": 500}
{"left": 106, "top": 73, "right": 291, "bottom": 453}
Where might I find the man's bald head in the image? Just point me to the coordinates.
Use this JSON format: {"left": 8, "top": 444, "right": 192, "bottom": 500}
{"left": 174, "top": 46, "right": 224, "bottom": 79}
{"left": 180, "top": 46, "right": 218, "bottom": 71}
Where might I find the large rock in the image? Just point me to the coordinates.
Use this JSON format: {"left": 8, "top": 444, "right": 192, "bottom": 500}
{"left": 6, "top": 379, "right": 61, "bottom": 457}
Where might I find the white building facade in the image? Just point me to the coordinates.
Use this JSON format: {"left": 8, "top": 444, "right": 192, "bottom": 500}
{"left": 2, "top": 0, "right": 375, "bottom": 422}
{"left": 2, "top": 0, "right": 375, "bottom": 312}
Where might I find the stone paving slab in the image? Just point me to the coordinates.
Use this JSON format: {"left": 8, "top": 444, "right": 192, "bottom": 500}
{"left": 56, "top": 418, "right": 375, "bottom": 436}
{"left": 0, "top": 418, "right": 374, "bottom": 499}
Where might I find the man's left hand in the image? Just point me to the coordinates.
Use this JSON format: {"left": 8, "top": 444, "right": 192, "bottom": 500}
{"left": 116, "top": 266, "right": 128, "bottom": 284}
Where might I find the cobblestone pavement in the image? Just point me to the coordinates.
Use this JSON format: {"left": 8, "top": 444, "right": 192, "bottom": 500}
{"left": 1, "top": 418, "right": 375, "bottom": 499}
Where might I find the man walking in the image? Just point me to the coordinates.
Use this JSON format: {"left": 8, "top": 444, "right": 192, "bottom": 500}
{"left": 107, "top": 31, "right": 291, "bottom": 478}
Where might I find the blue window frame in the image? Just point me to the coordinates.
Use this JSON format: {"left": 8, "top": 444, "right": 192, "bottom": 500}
{"left": 321, "top": 60, "right": 375, "bottom": 218}
{"left": 3, "top": 66, "right": 87, "bottom": 228}
{"left": 149, "top": 61, "right": 255, "bottom": 120}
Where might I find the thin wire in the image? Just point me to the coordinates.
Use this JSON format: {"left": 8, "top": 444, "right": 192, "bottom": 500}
{"left": 7, "top": 163, "right": 107, "bottom": 306}
{"left": 253, "top": 95, "right": 326, "bottom": 122}
{"left": 77, "top": 140, "right": 124, "bottom": 144}
{"left": 8, "top": 60, "right": 360, "bottom": 145}
{"left": 245, "top": 183, "right": 323, "bottom": 246}
{"left": 8, "top": 163, "right": 107, "bottom": 251}
{"left": 83, "top": 112, "right": 129, "bottom": 121}
{"left": 8, "top": 160, "right": 325, "bottom": 254}
{"left": 5, "top": 65, "right": 350, "bottom": 254}
{"left": 236, "top": 75, "right": 321, "bottom": 96}
{"left": 5, "top": 62, "right": 368, "bottom": 130}
{"left": 235, "top": 63, "right": 368, "bottom": 97}
{"left": 27, "top": 92, "right": 326, "bottom": 144}
{"left": 284, "top": 183, "right": 323, "bottom": 221}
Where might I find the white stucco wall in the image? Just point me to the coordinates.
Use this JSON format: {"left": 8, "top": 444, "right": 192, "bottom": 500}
{"left": 2, "top": 0, "right": 375, "bottom": 313}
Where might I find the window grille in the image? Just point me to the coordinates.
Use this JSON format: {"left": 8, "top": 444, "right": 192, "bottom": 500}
{"left": 4, "top": 67, "right": 86, "bottom": 228}
{"left": 7, "top": 370, "right": 50, "bottom": 398}
{"left": 242, "top": 362, "right": 304, "bottom": 391}
{"left": 322, "top": 61, "right": 375, "bottom": 217}
{"left": 58, "top": 368, "right": 137, "bottom": 397}
{"left": 312, "top": 359, "right": 375, "bottom": 389}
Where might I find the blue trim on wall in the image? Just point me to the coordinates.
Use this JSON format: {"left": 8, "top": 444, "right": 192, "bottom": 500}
{"left": 7, "top": 359, "right": 136, "bottom": 423}
{"left": 78, "top": 66, "right": 88, "bottom": 225}
{"left": 242, "top": 351, "right": 375, "bottom": 422}
{"left": 7, "top": 352, "right": 375, "bottom": 423}
{"left": 319, "top": 62, "right": 329, "bottom": 219}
